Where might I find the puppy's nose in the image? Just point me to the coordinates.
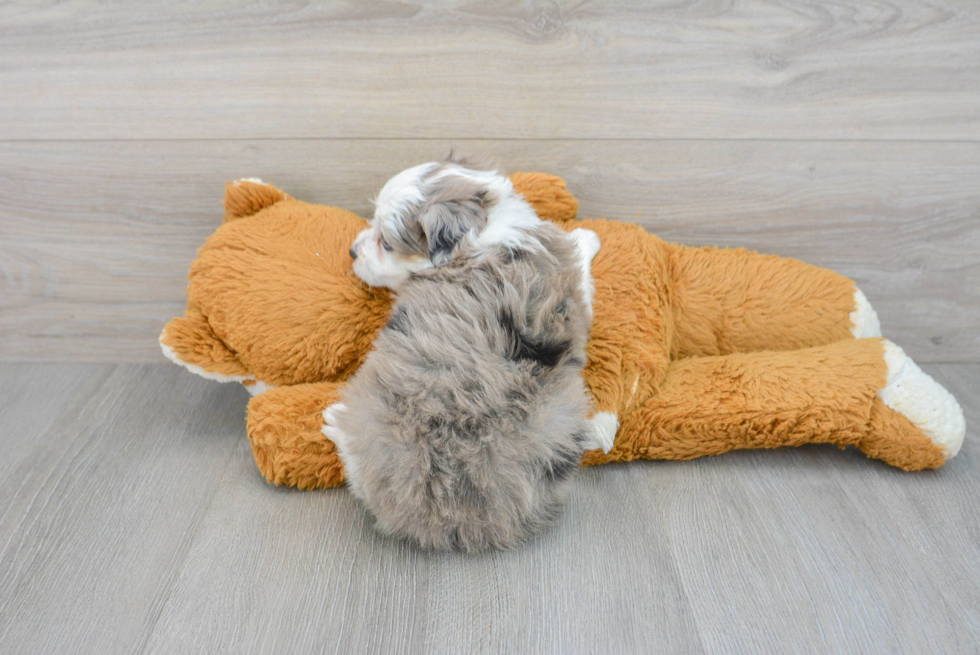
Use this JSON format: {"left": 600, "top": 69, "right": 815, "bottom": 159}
{"left": 349, "top": 246, "right": 358, "bottom": 260}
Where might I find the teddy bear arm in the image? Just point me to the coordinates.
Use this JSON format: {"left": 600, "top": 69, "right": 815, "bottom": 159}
{"left": 581, "top": 339, "right": 947, "bottom": 471}
{"left": 665, "top": 242, "right": 878, "bottom": 358}
{"left": 160, "top": 304, "right": 252, "bottom": 381}
{"left": 247, "top": 381, "right": 348, "bottom": 490}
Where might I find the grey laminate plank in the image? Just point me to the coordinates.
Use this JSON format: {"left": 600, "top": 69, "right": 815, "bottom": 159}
{"left": 2, "top": 139, "right": 978, "bottom": 363}
{"left": 140, "top": 365, "right": 979, "bottom": 654}
{"left": 656, "top": 363, "right": 980, "bottom": 654}
{"left": 1, "top": 1, "right": 978, "bottom": 141}
{"left": 0, "top": 364, "right": 115, "bottom": 542}
{"left": 141, "top": 440, "right": 704, "bottom": 655}
{"left": 0, "top": 364, "right": 976, "bottom": 654}
{"left": 0, "top": 363, "right": 113, "bottom": 473}
{"left": 421, "top": 466, "right": 705, "bottom": 654}
{"left": 0, "top": 364, "right": 246, "bottom": 655}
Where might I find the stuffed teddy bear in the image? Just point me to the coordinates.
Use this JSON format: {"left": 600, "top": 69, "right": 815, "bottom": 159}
{"left": 161, "top": 174, "right": 966, "bottom": 491}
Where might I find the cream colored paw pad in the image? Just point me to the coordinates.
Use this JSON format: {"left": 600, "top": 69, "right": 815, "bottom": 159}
{"left": 879, "top": 341, "right": 966, "bottom": 457}
{"left": 850, "top": 287, "right": 882, "bottom": 338}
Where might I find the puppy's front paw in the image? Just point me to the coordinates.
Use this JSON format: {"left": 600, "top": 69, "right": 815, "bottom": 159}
{"left": 321, "top": 402, "right": 350, "bottom": 449}
{"left": 570, "top": 228, "right": 601, "bottom": 263}
{"left": 323, "top": 402, "right": 347, "bottom": 426}
{"left": 584, "top": 412, "right": 618, "bottom": 454}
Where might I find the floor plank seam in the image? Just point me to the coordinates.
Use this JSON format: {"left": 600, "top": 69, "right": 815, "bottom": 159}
{"left": 1, "top": 137, "right": 978, "bottom": 145}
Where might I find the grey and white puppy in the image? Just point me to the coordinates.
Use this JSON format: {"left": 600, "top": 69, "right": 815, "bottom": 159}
{"left": 324, "top": 159, "right": 605, "bottom": 552}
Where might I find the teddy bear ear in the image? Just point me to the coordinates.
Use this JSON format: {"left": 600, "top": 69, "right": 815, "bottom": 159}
{"left": 508, "top": 172, "right": 579, "bottom": 223}
{"left": 224, "top": 178, "right": 290, "bottom": 223}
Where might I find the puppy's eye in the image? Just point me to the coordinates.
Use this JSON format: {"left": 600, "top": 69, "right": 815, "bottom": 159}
{"left": 381, "top": 240, "right": 393, "bottom": 252}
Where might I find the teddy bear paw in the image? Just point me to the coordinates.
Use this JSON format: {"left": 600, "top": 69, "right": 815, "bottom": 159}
{"left": 850, "top": 287, "right": 882, "bottom": 338}
{"left": 879, "top": 340, "right": 966, "bottom": 458}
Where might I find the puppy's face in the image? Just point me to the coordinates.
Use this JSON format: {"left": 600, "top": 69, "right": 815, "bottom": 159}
{"left": 350, "top": 161, "right": 507, "bottom": 289}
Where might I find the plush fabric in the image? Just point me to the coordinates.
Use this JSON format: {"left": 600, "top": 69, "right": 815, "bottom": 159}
{"left": 161, "top": 174, "right": 954, "bottom": 491}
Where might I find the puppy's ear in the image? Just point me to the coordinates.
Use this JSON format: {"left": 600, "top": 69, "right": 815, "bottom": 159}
{"left": 419, "top": 198, "right": 488, "bottom": 267}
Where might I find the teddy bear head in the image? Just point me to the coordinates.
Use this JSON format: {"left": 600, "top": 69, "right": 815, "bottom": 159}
{"left": 161, "top": 174, "right": 580, "bottom": 389}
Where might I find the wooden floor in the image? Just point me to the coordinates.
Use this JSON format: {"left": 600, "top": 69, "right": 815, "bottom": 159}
{"left": 0, "top": 362, "right": 977, "bottom": 654}
{"left": 2, "top": 2, "right": 979, "bottom": 653}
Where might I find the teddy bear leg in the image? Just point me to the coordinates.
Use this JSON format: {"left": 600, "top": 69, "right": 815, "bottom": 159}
{"left": 246, "top": 381, "right": 347, "bottom": 490}
{"left": 583, "top": 339, "right": 889, "bottom": 466}
{"left": 582, "top": 338, "right": 961, "bottom": 471}
{"left": 666, "top": 242, "right": 880, "bottom": 358}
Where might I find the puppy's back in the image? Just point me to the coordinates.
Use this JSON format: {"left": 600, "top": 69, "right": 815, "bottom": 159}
{"left": 338, "top": 225, "right": 592, "bottom": 551}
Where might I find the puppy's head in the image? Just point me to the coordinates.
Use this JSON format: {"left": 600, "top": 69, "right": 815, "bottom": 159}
{"left": 350, "top": 158, "right": 523, "bottom": 289}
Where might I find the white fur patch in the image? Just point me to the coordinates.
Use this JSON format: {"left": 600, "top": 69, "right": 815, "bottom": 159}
{"left": 879, "top": 340, "right": 965, "bottom": 458}
{"left": 244, "top": 380, "right": 275, "bottom": 396}
{"left": 474, "top": 190, "right": 546, "bottom": 253}
{"left": 585, "top": 412, "right": 619, "bottom": 454}
{"left": 322, "top": 403, "right": 364, "bottom": 498}
{"left": 850, "top": 287, "right": 882, "bottom": 338}
{"left": 569, "top": 228, "right": 600, "bottom": 315}
{"left": 234, "top": 177, "right": 267, "bottom": 186}
{"left": 373, "top": 162, "right": 437, "bottom": 225}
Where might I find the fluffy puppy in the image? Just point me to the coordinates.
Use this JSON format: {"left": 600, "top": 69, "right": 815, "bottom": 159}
{"left": 325, "top": 159, "right": 601, "bottom": 551}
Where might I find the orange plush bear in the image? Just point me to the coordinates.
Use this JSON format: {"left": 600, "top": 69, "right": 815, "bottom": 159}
{"left": 161, "top": 175, "right": 965, "bottom": 490}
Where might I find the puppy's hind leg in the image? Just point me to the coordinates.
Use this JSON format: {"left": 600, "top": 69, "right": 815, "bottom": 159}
{"left": 569, "top": 228, "right": 601, "bottom": 316}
